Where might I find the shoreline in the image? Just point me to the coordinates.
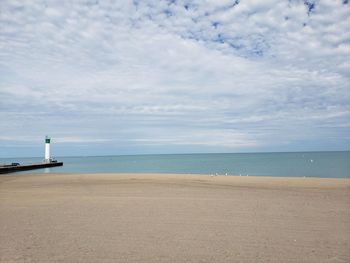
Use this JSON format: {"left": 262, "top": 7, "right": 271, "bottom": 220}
{"left": 2, "top": 172, "right": 350, "bottom": 187}
{"left": 1, "top": 173, "right": 349, "bottom": 262}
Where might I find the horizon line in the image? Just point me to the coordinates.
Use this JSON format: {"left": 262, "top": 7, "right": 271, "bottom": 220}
{"left": 1, "top": 150, "right": 350, "bottom": 159}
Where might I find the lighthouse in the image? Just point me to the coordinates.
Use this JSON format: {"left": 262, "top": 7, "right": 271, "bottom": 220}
{"left": 44, "top": 136, "right": 51, "bottom": 163}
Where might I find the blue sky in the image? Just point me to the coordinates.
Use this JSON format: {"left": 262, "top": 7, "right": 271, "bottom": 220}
{"left": 0, "top": 0, "right": 350, "bottom": 157}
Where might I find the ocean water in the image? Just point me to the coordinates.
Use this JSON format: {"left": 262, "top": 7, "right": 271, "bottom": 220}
{"left": 1, "top": 152, "right": 349, "bottom": 178}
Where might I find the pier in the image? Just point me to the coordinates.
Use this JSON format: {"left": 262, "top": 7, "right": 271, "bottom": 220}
{"left": 0, "top": 136, "right": 64, "bottom": 174}
{"left": 0, "top": 162, "right": 63, "bottom": 174}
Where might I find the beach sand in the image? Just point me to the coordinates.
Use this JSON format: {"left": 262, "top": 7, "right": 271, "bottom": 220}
{"left": 1, "top": 173, "right": 349, "bottom": 262}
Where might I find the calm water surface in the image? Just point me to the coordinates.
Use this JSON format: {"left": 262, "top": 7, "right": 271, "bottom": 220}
{"left": 1, "top": 152, "right": 349, "bottom": 178}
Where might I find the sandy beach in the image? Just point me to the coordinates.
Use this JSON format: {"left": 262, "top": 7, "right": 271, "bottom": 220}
{"left": 1, "top": 173, "right": 349, "bottom": 262}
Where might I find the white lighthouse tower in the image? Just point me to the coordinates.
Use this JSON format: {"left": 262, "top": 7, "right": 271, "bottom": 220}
{"left": 44, "top": 136, "right": 51, "bottom": 163}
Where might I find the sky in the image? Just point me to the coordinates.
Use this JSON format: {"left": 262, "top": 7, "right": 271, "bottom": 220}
{"left": 0, "top": 0, "right": 350, "bottom": 157}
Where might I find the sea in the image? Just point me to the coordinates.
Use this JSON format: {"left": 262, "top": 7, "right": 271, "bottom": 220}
{"left": 1, "top": 151, "right": 349, "bottom": 178}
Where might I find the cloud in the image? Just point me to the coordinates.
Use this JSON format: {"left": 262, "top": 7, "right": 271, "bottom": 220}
{"left": 0, "top": 0, "right": 349, "bottom": 156}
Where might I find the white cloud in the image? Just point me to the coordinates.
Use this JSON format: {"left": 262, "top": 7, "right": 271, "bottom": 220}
{"left": 0, "top": 0, "right": 349, "bottom": 156}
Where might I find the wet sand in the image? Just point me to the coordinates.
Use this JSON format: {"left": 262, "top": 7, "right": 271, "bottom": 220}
{"left": 1, "top": 173, "right": 349, "bottom": 262}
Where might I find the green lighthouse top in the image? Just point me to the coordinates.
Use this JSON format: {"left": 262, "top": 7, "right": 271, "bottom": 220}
{"left": 45, "top": 136, "right": 51, "bottom": 144}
